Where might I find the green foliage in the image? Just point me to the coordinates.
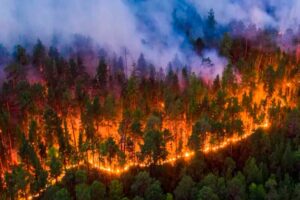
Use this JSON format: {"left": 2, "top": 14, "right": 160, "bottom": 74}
{"left": 131, "top": 171, "right": 153, "bottom": 197}
{"left": 96, "top": 57, "right": 108, "bottom": 88}
{"left": 100, "top": 137, "right": 121, "bottom": 163}
{"left": 32, "top": 39, "right": 46, "bottom": 66}
{"left": 188, "top": 118, "right": 210, "bottom": 151}
{"left": 41, "top": 185, "right": 60, "bottom": 200}
{"left": 5, "top": 165, "right": 30, "bottom": 199}
{"left": 174, "top": 175, "right": 196, "bottom": 200}
{"left": 13, "top": 45, "right": 29, "bottom": 65}
{"left": 292, "top": 183, "right": 300, "bottom": 200}
{"left": 5, "top": 62, "right": 26, "bottom": 82}
{"left": 109, "top": 180, "right": 124, "bottom": 200}
{"left": 54, "top": 188, "right": 71, "bottom": 200}
{"left": 2, "top": 38, "right": 300, "bottom": 200}
{"left": 226, "top": 172, "right": 246, "bottom": 200}
{"left": 103, "top": 94, "right": 116, "bottom": 121}
{"left": 31, "top": 169, "right": 48, "bottom": 194}
{"left": 28, "top": 120, "right": 38, "bottom": 143}
{"left": 222, "top": 64, "right": 237, "bottom": 92}
{"left": 90, "top": 180, "right": 106, "bottom": 200}
{"left": 47, "top": 146, "right": 62, "bottom": 180}
{"left": 249, "top": 183, "right": 266, "bottom": 200}
{"left": 166, "top": 193, "right": 174, "bottom": 200}
{"left": 43, "top": 106, "right": 64, "bottom": 147}
{"left": 243, "top": 157, "right": 263, "bottom": 184}
{"left": 75, "top": 169, "right": 87, "bottom": 184}
{"left": 140, "top": 129, "right": 168, "bottom": 164}
{"left": 76, "top": 183, "right": 91, "bottom": 200}
{"left": 204, "top": 9, "right": 217, "bottom": 42}
{"left": 197, "top": 186, "right": 219, "bottom": 200}
{"left": 285, "top": 108, "right": 300, "bottom": 138}
{"left": 220, "top": 32, "right": 232, "bottom": 58}
{"left": 144, "top": 181, "right": 164, "bottom": 200}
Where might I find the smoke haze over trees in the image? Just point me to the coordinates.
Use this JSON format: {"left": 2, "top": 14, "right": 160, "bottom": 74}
{"left": 2, "top": 0, "right": 300, "bottom": 79}
{"left": 1, "top": 1, "right": 300, "bottom": 199}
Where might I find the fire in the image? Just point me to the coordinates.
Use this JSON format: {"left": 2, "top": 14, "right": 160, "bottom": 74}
{"left": 78, "top": 116, "right": 271, "bottom": 176}
{"left": 54, "top": 82, "right": 278, "bottom": 177}
{"left": 6, "top": 44, "right": 300, "bottom": 200}
{"left": 262, "top": 121, "right": 269, "bottom": 129}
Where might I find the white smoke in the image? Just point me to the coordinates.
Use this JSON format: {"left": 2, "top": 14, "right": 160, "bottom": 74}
{"left": 1, "top": 0, "right": 300, "bottom": 79}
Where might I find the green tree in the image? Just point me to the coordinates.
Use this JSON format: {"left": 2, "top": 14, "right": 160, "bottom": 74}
{"left": 4, "top": 62, "right": 26, "bottom": 85}
{"left": 131, "top": 171, "right": 153, "bottom": 197}
{"left": 54, "top": 188, "right": 71, "bottom": 200}
{"left": 137, "top": 53, "right": 148, "bottom": 77}
{"left": 263, "top": 65, "right": 276, "bottom": 96}
{"left": 133, "top": 196, "right": 144, "bottom": 200}
{"left": 188, "top": 118, "right": 210, "bottom": 152}
{"left": 204, "top": 9, "right": 217, "bottom": 43}
{"left": 174, "top": 175, "right": 196, "bottom": 200}
{"left": 41, "top": 185, "right": 60, "bottom": 200}
{"left": 75, "top": 169, "right": 87, "bottom": 184}
{"left": 226, "top": 172, "right": 246, "bottom": 200}
{"left": 47, "top": 147, "right": 62, "bottom": 182}
{"left": 145, "top": 115, "right": 162, "bottom": 131}
{"left": 14, "top": 165, "right": 30, "bottom": 199}
{"left": 281, "top": 142, "right": 294, "bottom": 172}
{"left": 82, "top": 98, "right": 96, "bottom": 141}
{"left": 5, "top": 171, "right": 16, "bottom": 200}
{"left": 220, "top": 32, "right": 232, "bottom": 58}
{"left": 32, "top": 39, "right": 47, "bottom": 68}
{"left": 13, "top": 44, "right": 29, "bottom": 65}
{"left": 140, "top": 129, "right": 167, "bottom": 164}
{"left": 265, "top": 175, "right": 279, "bottom": 200}
{"left": 222, "top": 64, "right": 237, "bottom": 93}
{"left": 200, "top": 173, "right": 219, "bottom": 192}
{"left": 28, "top": 120, "right": 38, "bottom": 144}
{"left": 109, "top": 180, "right": 124, "bottom": 200}
{"left": 197, "top": 186, "right": 219, "bottom": 200}
{"left": 292, "top": 183, "right": 300, "bottom": 200}
{"left": 285, "top": 109, "right": 300, "bottom": 138}
{"left": 100, "top": 137, "right": 120, "bottom": 164}
{"left": 166, "top": 193, "right": 173, "bottom": 200}
{"left": 92, "top": 96, "right": 102, "bottom": 132}
{"left": 90, "top": 180, "right": 106, "bottom": 200}
{"left": 212, "top": 75, "right": 221, "bottom": 92}
{"left": 30, "top": 168, "right": 48, "bottom": 194}
{"left": 43, "top": 106, "right": 64, "bottom": 147}
{"left": 5, "top": 165, "right": 30, "bottom": 200}
{"left": 18, "top": 131, "right": 42, "bottom": 174}
{"left": 224, "top": 157, "right": 236, "bottom": 179}
{"left": 145, "top": 181, "right": 164, "bottom": 200}
{"left": 96, "top": 57, "right": 108, "bottom": 90}
{"left": 103, "top": 94, "right": 117, "bottom": 122}
{"left": 243, "top": 157, "right": 262, "bottom": 184}
{"left": 249, "top": 183, "right": 266, "bottom": 200}
{"left": 76, "top": 183, "right": 91, "bottom": 200}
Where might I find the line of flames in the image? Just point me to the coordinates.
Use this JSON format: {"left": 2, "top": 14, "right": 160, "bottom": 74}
{"left": 85, "top": 121, "right": 269, "bottom": 175}
{"left": 26, "top": 121, "right": 269, "bottom": 200}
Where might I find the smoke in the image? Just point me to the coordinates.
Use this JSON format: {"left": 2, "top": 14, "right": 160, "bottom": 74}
{"left": 198, "top": 49, "right": 228, "bottom": 80}
{"left": 1, "top": 0, "right": 142, "bottom": 51}
{"left": 189, "top": 0, "right": 300, "bottom": 30}
{"left": 1, "top": 0, "right": 300, "bottom": 79}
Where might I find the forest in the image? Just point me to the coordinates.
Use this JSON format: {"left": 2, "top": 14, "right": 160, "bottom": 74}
{"left": 0, "top": 7, "right": 300, "bottom": 200}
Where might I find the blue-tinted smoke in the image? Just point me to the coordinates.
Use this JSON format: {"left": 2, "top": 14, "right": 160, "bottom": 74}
{"left": 0, "top": 0, "right": 299, "bottom": 77}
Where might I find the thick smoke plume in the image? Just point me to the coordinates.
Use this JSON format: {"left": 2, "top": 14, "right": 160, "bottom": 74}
{"left": 1, "top": 0, "right": 300, "bottom": 78}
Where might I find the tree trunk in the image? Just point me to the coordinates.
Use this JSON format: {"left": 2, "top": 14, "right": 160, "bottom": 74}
{"left": 6, "top": 103, "right": 14, "bottom": 164}
{"left": 71, "top": 117, "right": 77, "bottom": 151}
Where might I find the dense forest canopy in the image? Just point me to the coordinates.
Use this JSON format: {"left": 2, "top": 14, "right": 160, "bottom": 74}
{"left": 0, "top": 1, "right": 300, "bottom": 200}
